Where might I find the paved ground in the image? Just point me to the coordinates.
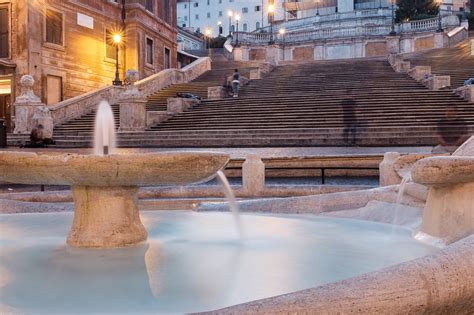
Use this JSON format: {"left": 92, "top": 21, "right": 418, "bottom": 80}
{"left": 0, "top": 146, "right": 434, "bottom": 159}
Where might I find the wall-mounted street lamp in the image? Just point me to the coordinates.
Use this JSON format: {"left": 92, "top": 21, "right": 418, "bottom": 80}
{"left": 112, "top": 33, "right": 122, "bottom": 86}
{"left": 268, "top": 3, "right": 275, "bottom": 44}
{"left": 235, "top": 14, "right": 240, "bottom": 46}
{"left": 228, "top": 10, "right": 233, "bottom": 36}
{"left": 218, "top": 21, "right": 223, "bottom": 36}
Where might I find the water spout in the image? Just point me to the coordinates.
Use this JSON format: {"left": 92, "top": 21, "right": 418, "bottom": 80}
{"left": 94, "top": 101, "right": 116, "bottom": 156}
{"left": 216, "top": 170, "right": 244, "bottom": 240}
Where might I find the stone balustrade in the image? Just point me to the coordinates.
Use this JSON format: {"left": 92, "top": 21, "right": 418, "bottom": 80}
{"left": 42, "top": 57, "right": 211, "bottom": 128}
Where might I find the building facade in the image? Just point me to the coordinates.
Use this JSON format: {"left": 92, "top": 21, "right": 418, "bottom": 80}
{"left": 176, "top": 0, "right": 394, "bottom": 35}
{"left": 177, "top": 0, "right": 286, "bottom": 37}
{"left": 0, "top": 0, "right": 177, "bottom": 131}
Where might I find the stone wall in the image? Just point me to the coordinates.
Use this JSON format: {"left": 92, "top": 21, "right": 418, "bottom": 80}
{"left": 293, "top": 46, "right": 314, "bottom": 62}
{"left": 3, "top": 0, "right": 177, "bottom": 107}
{"left": 414, "top": 35, "right": 435, "bottom": 51}
{"left": 365, "top": 41, "right": 387, "bottom": 57}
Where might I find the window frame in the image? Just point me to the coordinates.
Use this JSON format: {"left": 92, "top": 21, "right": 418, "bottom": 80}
{"left": 43, "top": 7, "right": 65, "bottom": 50}
{"left": 145, "top": 36, "right": 154, "bottom": 67}
{"left": 0, "top": 3, "right": 11, "bottom": 59}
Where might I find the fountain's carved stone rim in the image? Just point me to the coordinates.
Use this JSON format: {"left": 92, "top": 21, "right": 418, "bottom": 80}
{"left": 411, "top": 156, "right": 474, "bottom": 186}
{"left": 0, "top": 151, "right": 230, "bottom": 186}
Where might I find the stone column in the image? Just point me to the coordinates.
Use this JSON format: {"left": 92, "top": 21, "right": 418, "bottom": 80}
{"left": 13, "top": 75, "right": 46, "bottom": 134}
{"left": 119, "top": 70, "right": 147, "bottom": 132}
{"left": 434, "top": 32, "right": 446, "bottom": 49}
{"left": 386, "top": 36, "right": 400, "bottom": 54}
{"left": 242, "top": 154, "right": 265, "bottom": 196}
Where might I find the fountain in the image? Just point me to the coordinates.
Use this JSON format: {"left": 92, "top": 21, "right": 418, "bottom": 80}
{"left": 0, "top": 101, "right": 472, "bottom": 313}
{"left": 0, "top": 101, "right": 229, "bottom": 248}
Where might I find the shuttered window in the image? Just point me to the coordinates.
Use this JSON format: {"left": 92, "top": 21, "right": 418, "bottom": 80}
{"left": 46, "top": 9, "right": 63, "bottom": 46}
{"left": 0, "top": 8, "right": 9, "bottom": 58}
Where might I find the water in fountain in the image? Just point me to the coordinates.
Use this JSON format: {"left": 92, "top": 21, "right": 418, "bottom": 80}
{"left": 94, "top": 101, "right": 116, "bottom": 155}
{"left": 392, "top": 174, "right": 412, "bottom": 226}
{"left": 216, "top": 170, "right": 244, "bottom": 239}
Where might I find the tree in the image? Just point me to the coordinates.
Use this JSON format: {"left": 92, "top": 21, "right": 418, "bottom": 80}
{"left": 395, "top": 0, "right": 439, "bottom": 22}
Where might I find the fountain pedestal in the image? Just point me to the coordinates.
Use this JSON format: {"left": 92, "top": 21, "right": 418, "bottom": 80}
{"left": 412, "top": 156, "right": 474, "bottom": 245}
{"left": 68, "top": 186, "right": 147, "bottom": 248}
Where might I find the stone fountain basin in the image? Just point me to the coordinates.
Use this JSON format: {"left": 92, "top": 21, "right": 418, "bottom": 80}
{"left": 411, "top": 156, "right": 474, "bottom": 186}
{"left": 0, "top": 151, "right": 230, "bottom": 186}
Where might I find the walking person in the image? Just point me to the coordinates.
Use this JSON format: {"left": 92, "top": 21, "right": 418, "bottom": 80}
{"left": 341, "top": 90, "right": 357, "bottom": 145}
{"left": 232, "top": 69, "right": 240, "bottom": 98}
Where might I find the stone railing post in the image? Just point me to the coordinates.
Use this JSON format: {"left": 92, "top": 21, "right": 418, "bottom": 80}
{"left": 13, "top": 75, "right": 48, "bottom": 135}
{"left": 379, "top": 152, "right": 402, "bottom": 186}
{"left": 242, "top": 154, "right": 265, "bottom": 196}
{"left": 423, "top": 75, "right": 451, "bottom": 90}
{"left": 386, "top": 36, "right": 400, "bottom": 54}
{"left": 454, "top": 85, "right": 474, "bottom": 103}
{"left": 119, "top": 70, "right": 148, "bottom": 132}
{"left": 208, "top": 86, "right": 227, "bottom": 99}
{"left": 408, "top": 66, "right": 432, "bottom": 81}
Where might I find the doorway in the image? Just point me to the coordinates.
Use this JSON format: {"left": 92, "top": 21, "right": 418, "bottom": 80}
{"left": 0, "top": 77, "right": 12, "bottom": 132}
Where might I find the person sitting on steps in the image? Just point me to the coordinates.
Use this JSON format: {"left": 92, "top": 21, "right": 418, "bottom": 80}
{"left": 232, "top": 69, "right": 240, "bottom": 98}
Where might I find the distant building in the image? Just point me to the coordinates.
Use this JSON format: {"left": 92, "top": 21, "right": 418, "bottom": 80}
{"left": 176, "top": 0, "right": 394, "bottom": 35}
{"left": 177, "top": 0, "right": 286, "bottom": 36}
{"left": 0, "top": 0, "right": 178, "bottom": 131}
{"left": 178, "top": 27, "right": 205, "bottom": 51}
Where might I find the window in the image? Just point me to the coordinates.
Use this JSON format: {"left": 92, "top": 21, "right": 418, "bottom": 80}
{"left": 207, "top": 0, "right": 210, "bottom": 4}
{"left": 243, "top": 23, "right": 247, "bottom": 31}
{"left": 182, "top": 23, "right": 186, "bottom": 27}
{"left": 207, "top": 12, "right": 211, "bottom": 18}
{"left": 229, "top": 0, "right": 233, "bottom": 2}
{"left": 0, "top": 7, "right": 9, "bottom": 58}
{"left": 184, "top": 16, "right": 188, "bottom": 21}
{"left": 184, "top": 4, "right": 187, "bottom": 8}
{"left": 195, "top": 14, "right": 199, "bottom": 20}
{"left": 146, "top": 37, "right": 153, "bottom": 65}
{"left": 45, "top": 9, "right": 63, "bottom": 46}
{"left": 218, "top": 0, "right": 222, "bottom": 3}
{"left": 256, "top": 21, "right": 260, "bottom": 29}
{"left": 164, "top": 48, "right": 171, "bottom": 69}
{"left": 255, "top": 5, "right": 261, "bottom": 12}
{"left": 219, "top": 11, "right": 223, "bottom": 17}
{"left": 194, "top": 2, "right": 198, "bottom": 7}
{"left": 242, "top": 7, "right": 248, "bottom": 13}
{"left": 146, "top": 0, "right": 153, "bottom": 12}
{"left": 105, "top": 29, "right": 116, "bottom": 60}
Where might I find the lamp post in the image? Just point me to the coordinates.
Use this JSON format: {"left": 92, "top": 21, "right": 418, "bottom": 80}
{"left": 279, "top": 28, "right": 286, "bottom": 60}
{"left": 112, "top": 33, "right": 122, "bottom": 86}
{"left": 218, "top": 21, "right": 223, "bottom": 36}
{"left": 268, "top": 3, "right": 275, "bottom": 44}
{"left": 437, "top": 1, "right": 444, "bottom": 33}
{"left": 316, "top": 0, "right": 320, "bottom": 16}
{"left": 228, "top": 10, "right": 233, "bottom": 36}
{"left": 235, "top": 14, "right": 240, "bottom": 46}
{"left": 205, "top": 28, "right": 212, "bottom": 57}
{"left": 389, "top": 0, "right": 396, "bottom": 36}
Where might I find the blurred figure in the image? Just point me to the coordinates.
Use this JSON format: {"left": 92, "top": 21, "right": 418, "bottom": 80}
{"left": 232, "top": 69, "right": 240, "bottom": 98}
{"left": 222, "top": 75, "right": 233, "bottom": 97}
{"left": 341, "top": 90, "right": 357, "bottom": 145}
{"left": 464, "top": 78, "right": 474, "bottom": 86}
{"left": 433, "top": 106, "right": 469, "bottom": 154}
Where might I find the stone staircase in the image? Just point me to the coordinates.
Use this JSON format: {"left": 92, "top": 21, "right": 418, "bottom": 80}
{"left": 405, "top": 40, "right": 474, "bottom": 89}
{"left": 8, "top": 52, "right": 474, "bottom": 148}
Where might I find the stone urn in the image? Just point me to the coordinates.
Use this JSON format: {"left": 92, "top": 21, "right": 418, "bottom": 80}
{"left": 0, "top": 151, "right": 229, "bottom": 248}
